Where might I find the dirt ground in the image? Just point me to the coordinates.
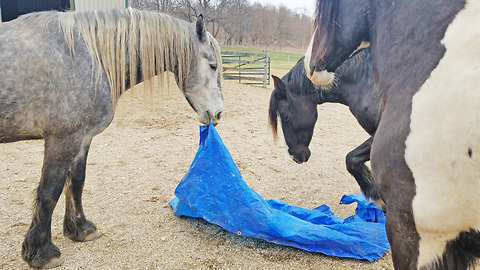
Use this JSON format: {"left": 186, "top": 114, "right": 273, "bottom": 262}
{"left": 0, "top": 71, "right": 394, "bottom": 269}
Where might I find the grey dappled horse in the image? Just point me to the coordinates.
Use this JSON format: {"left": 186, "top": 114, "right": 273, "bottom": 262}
{"left": 0, "top": 8, "right": 223, "bottom": 268}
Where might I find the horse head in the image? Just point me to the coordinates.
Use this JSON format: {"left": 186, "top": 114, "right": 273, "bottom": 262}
{"left": 305, "top": 0, "right": 370, "bottom": 87}
{"left": 269, "top": 75, "right": 318, "bottom": 164}
{"left": 180, "top": 15, "right": 224, "bottom": 126}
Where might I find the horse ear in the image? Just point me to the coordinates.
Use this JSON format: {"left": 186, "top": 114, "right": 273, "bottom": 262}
{"left": 272, "top": 75, "right": 287, "bottom": 97}
{"left": 196, "top": 14, "right": 207, "bottom": 43}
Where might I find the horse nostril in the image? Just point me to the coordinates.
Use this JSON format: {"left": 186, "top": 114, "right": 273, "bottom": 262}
{"left": 215, "top": 111, "right": 222, "bottom": 121}
{"left": 304, "top": 148, "right": 311, "bottom": 161}
{"left": 309, "top": 64, "right": 316, "bottom": 76}
{"left": 289, "top": 147, "right": 311, "bottom": 164}
{"left": 207, "top": 110, "right": 222, "bottom": 126}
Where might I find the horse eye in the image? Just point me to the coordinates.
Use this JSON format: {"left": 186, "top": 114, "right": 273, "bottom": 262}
{"left": 281, "top": 114, "right": 290, "bottom": 121}
{"left": 209, "top": 63, "right": 217, "bottom": 70}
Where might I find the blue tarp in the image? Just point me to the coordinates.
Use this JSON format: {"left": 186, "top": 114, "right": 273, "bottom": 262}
{"left": 169, "top": 123, "right": 389, "bottom": 262}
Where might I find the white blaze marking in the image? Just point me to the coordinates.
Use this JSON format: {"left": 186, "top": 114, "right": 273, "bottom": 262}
{"left": 405, "top": 1, "right": 480, "bottom": 267}
{"left": 304, "top": 28, "right": 336, "bottom": 86}
{"left": 304, "top": 26, "right": 316, "bottom": 77}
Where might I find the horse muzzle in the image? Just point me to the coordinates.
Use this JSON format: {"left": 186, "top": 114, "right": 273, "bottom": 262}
{"left": 289, "top": 146, "right": 311, "bottom": 164}
{"left": 304, "top": 56, "right": 335, "bottom": 86}
{"left": 308, "top": 69, "right": 335, "bottom": 86}
{"left": 199, "top": 110, "right": 222, "bottom": 126}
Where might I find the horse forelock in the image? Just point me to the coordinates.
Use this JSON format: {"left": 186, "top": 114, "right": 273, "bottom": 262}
{"left": 55, "top": 8, "right": 200, "bottom": 105}
{"left": 268, "top": 90, "right": 279, "bottom": 139}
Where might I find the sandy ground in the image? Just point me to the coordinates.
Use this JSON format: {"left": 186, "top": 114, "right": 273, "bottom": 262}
{"left": 0, "top": 72, "right": 394, "bottom": 269}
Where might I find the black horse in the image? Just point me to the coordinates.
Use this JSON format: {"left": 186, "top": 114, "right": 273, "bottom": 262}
{"left": 269, "top": 50, "right": 384, "bottom": 209}
{"left": 305, "top": 0, "right": 480, "bottom": 269}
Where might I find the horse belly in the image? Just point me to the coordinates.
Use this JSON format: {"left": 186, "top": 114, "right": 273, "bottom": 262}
{"left": 0, "top": 74, "right": 114, "bottom": 144}
{"left": 405, "top": 2, "right": 480, "bottom": 266}
{"left": 0, "top": 80, "right": 45, "bottom": 142}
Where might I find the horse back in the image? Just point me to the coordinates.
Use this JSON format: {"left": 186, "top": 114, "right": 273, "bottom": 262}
{"left": 0, "top": 12, "right": 114, "bottom": 143}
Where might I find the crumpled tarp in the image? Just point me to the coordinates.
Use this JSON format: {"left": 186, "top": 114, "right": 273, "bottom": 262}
{"left": 169, "top": 123, "right": 389, "bottom": 262}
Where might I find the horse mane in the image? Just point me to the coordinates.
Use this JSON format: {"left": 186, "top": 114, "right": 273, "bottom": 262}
{"left": 22, "top": 8, "right": 214, "bottom": 106}
{"left": 314, "top": 0, "right": 338, "bottom": 62}
{"left": 284, "top": 57, "right": 318, "bottom": 95}
{"left": 336, "top": 48, "right": 372, "bottom": 84}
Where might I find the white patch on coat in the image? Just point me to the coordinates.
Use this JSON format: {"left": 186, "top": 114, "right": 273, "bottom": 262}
{"left": 304, "top": 27, "right": 336, "bottom": 86}
{"left": 405, "top": 1, "right": 480, "bottom": 267}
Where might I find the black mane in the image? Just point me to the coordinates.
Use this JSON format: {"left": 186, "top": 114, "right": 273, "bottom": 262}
{"left": 281, "top": 57, "right": 317, "bottom": 96}
{"left": 283, "top": 48, "right": 372, "bottom": 97}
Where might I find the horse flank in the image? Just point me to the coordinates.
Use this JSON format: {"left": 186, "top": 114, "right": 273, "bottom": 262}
{"left": 24, "top": 8, "right": 204, "bottom": 105}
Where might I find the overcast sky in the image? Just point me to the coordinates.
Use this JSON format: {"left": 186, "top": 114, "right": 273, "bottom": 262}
{"left": 248, "top": 0, "right": 316, "bottom": 16}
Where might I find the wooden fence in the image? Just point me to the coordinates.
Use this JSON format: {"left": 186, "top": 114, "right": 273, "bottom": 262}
{"left": 221, "top": 51, "right": 270, "bottom": 87}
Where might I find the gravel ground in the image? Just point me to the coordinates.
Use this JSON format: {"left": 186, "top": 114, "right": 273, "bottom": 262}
{"left": 0, "top": 73, "right": 394, "bottom": 269}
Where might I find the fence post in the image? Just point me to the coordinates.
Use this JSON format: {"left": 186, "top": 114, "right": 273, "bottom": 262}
{"left": 263, "top": 49, "right": 269, "bottom": 88}
{"left": 237, "top": 55, "right": 241, "bottom": 84}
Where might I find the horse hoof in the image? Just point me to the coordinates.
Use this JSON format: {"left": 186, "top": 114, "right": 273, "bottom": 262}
{"left": 42, "top": 256, "right": 65, "bottom": 269}
{"left": 64, "top": 219, "right": 100, "bottom": 242}
{"left": 83, "top": 230, "right": 101, "bottom": 241}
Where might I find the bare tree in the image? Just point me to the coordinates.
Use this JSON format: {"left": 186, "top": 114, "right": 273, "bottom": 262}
{"left": 129, "top": 0, "right": 172, "bottom": 12}
{"left": 154, "top": 0, "right": 173, "bottom": 12}
{"left": 129, "top": 0, "right": 312, "bottom": 51}
{"left": 216, "top": 0, "right": 249, "bottom": 44}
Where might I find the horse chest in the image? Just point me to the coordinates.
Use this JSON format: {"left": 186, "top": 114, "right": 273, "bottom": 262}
{"left": 404, "top": 1, "right": 480, "bottom": 266}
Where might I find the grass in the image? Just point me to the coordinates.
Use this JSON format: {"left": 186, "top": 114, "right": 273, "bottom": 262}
{"left": 220, "top": 45, "right": 303, "bottom": 70}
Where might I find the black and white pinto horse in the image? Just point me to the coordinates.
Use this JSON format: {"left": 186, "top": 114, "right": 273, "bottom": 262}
{"left": 0, "top": 8, "right": 223, "bottom": 268}
{"left": 269, "top": 50, "right": 384, "bottom": 208}
{"left": 305, "top": 0, "right": 480, "bottom": 269}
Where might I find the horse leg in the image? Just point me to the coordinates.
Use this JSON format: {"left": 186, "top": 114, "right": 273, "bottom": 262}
{"left": 63, "top": 136, "right": 100, "bottom": 242}
{"left": 370, "top": 117, "right": 421, "bottom": 269}
{"left": 345, "top": 136, "right": 386, "bottom": 210}
{"left": 385, "top": 198, "right": 420, "bottom": 269}
{"left": 22, "top": 134, "right": 84, "bottom": 269}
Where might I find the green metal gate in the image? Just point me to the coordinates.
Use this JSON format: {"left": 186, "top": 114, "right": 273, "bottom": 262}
{"left": 221, "top": 51, "right": 270, "bottom": 87}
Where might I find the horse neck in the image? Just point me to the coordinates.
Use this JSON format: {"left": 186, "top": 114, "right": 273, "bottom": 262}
{"left": 331, "top": 50, "right": 379, "bottom": 135}
{"left": 290, "top": 57, "right": 348, "bottom": 106}
{"left": 124, "top": 36, "right": 190, "bottom": 93}
{"left": 122, "top": 54, "right": 141, "bottom": 90}
{"left": 87, "top": 9, "right": 193, "bottom": 100}
{"left": 316, "top": 88, "right": 349, "bottom": 106}
{"left": 327, "top": 49, "right": 373, "bottom": 107}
